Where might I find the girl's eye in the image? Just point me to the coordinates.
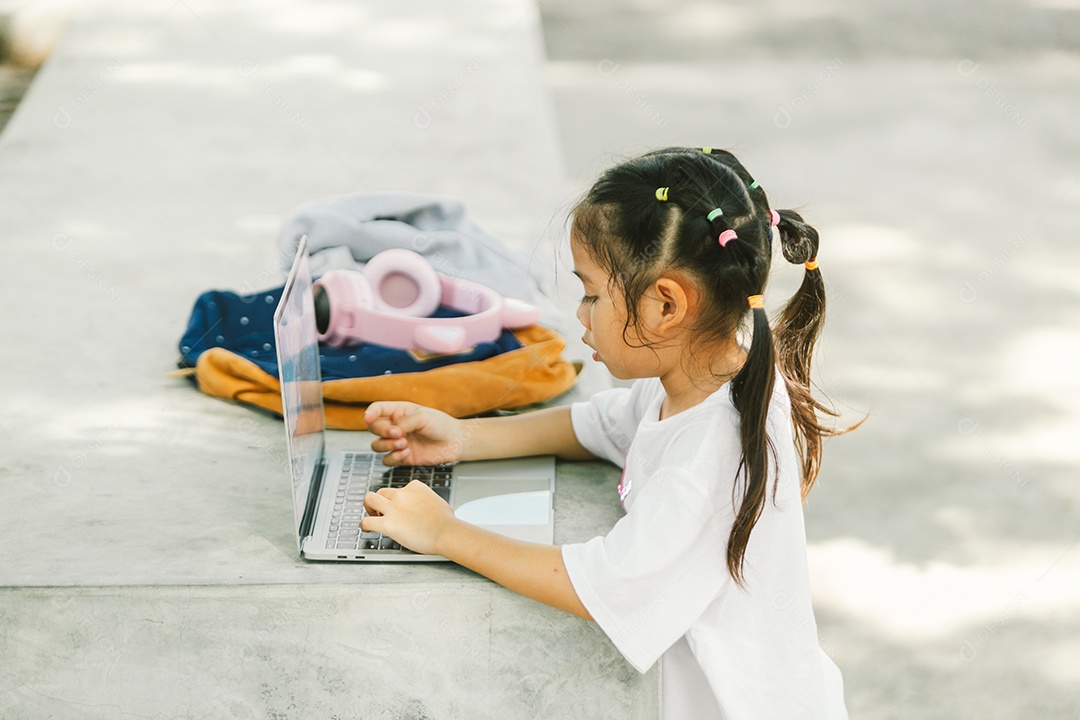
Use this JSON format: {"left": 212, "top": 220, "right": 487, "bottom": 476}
{"left": 580, "top": 295, "right": 597, "bottom": 306}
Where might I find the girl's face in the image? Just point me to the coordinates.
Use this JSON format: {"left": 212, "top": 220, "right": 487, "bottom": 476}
{"left": 571, "top": 237, "right": 660, "bottom": 380}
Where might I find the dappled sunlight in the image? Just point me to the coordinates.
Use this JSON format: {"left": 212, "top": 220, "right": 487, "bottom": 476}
{"left": 826, "top": 222, "right": 917, "bottom": 264}
{"left": 112, "top": 61, "right": 238, "bottom": 86}
{"left": 29, "top": 391, "right": 278, "bottom": 458}
{"left": 809, "top": 536, "right": 1080, "bottom": 640}
{"left": 274, "top": 55, "right": 384, "bottom": 91}
{"left": 258, "top": 2, "right": 371, "bottom": 36}
{"left": 805, "top": 222, "right": 955, "bottom": 396}
{"left": 1038, "top": 639, "right": 1080, "bottom": 685}
{"left": 997, "top": 327, "right": 1080, "bottom": 400}
{"left": 111, "top": 56, "right": 386, "bottom": 93}
{"left": 664, "top": 4, "right": 757, "bottom": 40}
{"left": 994, "top": 330, "right": 1080, "bottom": 464}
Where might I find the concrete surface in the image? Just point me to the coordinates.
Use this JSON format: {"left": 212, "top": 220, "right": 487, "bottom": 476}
{"left": 2, "top": 584, "right": 646, "bottom": 720}
{"left": 0, "top": 0, "right": 612, "bottom": 586}
{"left": 3, "top": 0, "right": 1077, "bottom": 717}
{"left": 535, "top": 0, "right": 1080, "bottom": 718}
{"left": 0, "top": 0, "right": 655, "bottom": 717}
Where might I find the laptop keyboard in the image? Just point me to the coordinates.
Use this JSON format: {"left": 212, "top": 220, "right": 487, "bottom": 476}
{"left": 326, "top": 452, "right": 454, "bottom": 552}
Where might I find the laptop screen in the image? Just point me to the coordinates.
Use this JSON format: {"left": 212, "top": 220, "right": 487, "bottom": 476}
{"left": 273, "top": 236, "right": 326, "bottom": 545}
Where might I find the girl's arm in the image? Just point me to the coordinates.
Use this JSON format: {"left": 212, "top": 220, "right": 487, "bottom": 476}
{"left": 363, "top": 401, "right": 599, "bottom": 617}
{"left": 366, "top": 402, "right": 597, "bottom": 464}
{"left": 362, "top": 480, "right": 593, "bottom": 620}
{"left": 460, "top": 406, "right": 596, "bottom": 461}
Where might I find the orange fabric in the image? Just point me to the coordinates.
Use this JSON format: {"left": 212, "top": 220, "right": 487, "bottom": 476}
{"left": 194, "top": 324, "right": 579, "bottom": 429}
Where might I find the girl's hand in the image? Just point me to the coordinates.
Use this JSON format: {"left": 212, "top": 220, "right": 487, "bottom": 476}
{"left": 364, "top": 401, "right": 467, "bottom": 466}
{"left": 361, "top": 481, "right": 458, "bottom": 556}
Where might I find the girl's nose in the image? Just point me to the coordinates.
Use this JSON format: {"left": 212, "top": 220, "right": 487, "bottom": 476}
{"left": 575, "top": 302, "right": 590, "bottom": 329}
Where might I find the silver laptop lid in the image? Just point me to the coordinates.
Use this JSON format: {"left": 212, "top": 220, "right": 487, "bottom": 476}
{"left": 273, "top": 235, "right": 326, "bottom": 550}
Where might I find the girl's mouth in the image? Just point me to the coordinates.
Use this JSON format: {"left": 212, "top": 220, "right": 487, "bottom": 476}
{"left": 582, "top": 337, "right": 599, "bottom": 362}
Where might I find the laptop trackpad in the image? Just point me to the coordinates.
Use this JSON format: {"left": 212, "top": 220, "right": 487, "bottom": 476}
{"left": 452, "top": 478, "right": 551, "bottom": 526}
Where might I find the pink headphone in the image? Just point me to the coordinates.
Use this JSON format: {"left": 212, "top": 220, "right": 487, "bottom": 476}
{"left": 312, "top": 248, "right": 542, "bottom": 354}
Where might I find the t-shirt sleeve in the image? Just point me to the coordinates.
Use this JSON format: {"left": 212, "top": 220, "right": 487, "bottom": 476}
{"left": 570, "top": 380, "right": 657, "bottom": 467}
{"left": 562, "top": 464, "right": 735, "bottom": 673}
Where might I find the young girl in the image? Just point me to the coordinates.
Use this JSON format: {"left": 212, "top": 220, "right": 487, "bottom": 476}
{"left": 361, "top": 147, "right": 849, "bottom": 719}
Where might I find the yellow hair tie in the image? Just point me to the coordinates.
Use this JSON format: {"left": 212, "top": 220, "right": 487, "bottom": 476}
{"left": 655, "top": 187, "right": 669, "bottom": 202}
{"left": 747, "top": 294, "right": 764, "bottom": 310}
{"left": 702, "top": 147, "right": 712, "bottom": 154}
{"left": 804, "top": 258, "right": 819, "bottom": 271}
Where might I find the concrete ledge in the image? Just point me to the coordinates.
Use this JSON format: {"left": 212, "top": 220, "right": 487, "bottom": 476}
{"left": 1, "top": 584, "right": 656, "bottom": 719}
{"left": 0, "top": 0, "right": 651, "bottom": 715}
{"left": 0, "top": 0, "right": 601, "bottom": 586}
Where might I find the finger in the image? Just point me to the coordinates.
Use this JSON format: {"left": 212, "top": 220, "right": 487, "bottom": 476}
{"left": 363, "top": 402, "right": 414, "bottom": 426}
{"left": 370, "top": 437, "right": 408, "bottom": 454}
{"left": 393, "top": 409, "right": 432, "bottom": 436}
{"left": 359, "top": 514, "right": 384, "bottom": 533}
{"left": 363, "top": 402, "right": 391, "bottom": 425}
{"left": 364, "top": 490, "right": 391, "bottom": 516}
{"left": 405, "top": 478, "right": 448, "bottom": 504}
{"left": 366, "top": 416, "right": 402, "bottom": 439}
{"left": 379, "top": 447, "right": 412, "bottom": 466}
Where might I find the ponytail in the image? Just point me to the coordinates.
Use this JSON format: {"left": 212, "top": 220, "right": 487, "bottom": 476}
{"left": 727, "top": 300, "right": 776, "bottom": 586}
{"left": 727, "top": 208, "right": 859, "bottom": 585}
{"left": 773, "top": 209, "right": 859, "bottom": 497}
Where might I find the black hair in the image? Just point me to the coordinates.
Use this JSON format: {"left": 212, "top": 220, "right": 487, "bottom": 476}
{"left": 570, "top": 147, "right": 853, "bottom": 586}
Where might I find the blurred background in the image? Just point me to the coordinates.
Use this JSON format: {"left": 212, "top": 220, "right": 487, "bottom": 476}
{"left": 1, "top": 0, "right": 1077, "bottom": 717}
{"left": 536, "top": 2, "right": 1079, "bottom": 716}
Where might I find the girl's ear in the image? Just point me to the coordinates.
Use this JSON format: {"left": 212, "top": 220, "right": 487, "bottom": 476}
{"left": 649, "top": 275, "right": 694, "bottom": 335}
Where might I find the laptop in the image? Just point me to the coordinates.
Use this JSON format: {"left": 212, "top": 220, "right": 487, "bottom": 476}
{"left": 274, "top": 235, "right": 557, "bottom": 562}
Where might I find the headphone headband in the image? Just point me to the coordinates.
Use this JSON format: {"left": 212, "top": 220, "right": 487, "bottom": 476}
{"left": 313, "top": 251, "right": 540, "bottom": 354}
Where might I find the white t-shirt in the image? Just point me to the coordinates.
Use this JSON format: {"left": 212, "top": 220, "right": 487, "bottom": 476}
{"left": 562, "top": 376, "right": 847, "bottom": 720}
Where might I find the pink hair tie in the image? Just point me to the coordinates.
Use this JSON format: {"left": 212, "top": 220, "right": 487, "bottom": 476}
{"left": 770, "top": 210, "right": 780, "bottom": 227}
{"left": 717, "top": 230, "right": 738, "bottom": 247}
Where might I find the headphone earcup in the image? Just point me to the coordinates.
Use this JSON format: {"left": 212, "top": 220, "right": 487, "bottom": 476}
{"left": 312, "top": 269, "right": 375, "bottom": 347}
{"left": 363, "top": 248, "right": 442, "bottom": 318}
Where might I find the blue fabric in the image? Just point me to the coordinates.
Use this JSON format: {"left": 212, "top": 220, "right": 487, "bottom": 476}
{"left": 178, "top": 284, "right": 523, "bottom": 380}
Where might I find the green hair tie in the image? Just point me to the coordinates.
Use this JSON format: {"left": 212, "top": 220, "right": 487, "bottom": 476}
{"left": 707, "top": 208, "right": 724, "bottom": 222}
{"left": 749, "top": 180, "right": 759, "bottom": 190}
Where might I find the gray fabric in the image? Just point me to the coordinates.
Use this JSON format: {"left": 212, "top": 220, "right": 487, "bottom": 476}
{"left": 277, "top": 192, "right": 564, "bottom": 334}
